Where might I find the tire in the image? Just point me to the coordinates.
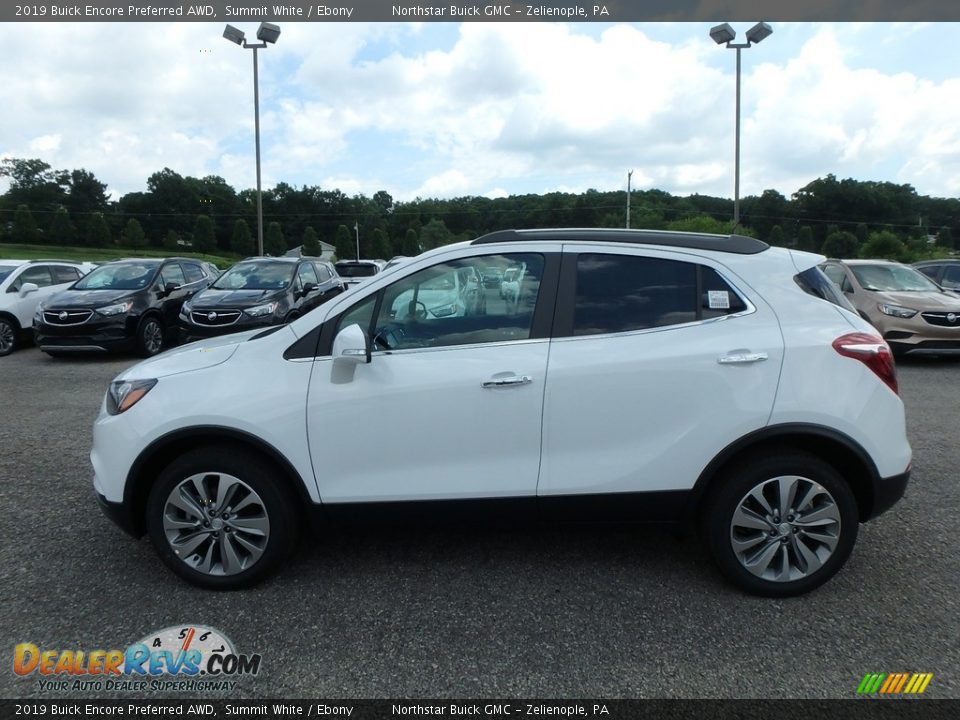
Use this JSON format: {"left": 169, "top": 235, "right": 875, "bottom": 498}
{"left": 137, "top": 316, "right": 164, "bottom": 358}
{"left": 0, "top": 316, "right": 17, "bottom": 357}
{"left": 701, "top": 451, "right": 859, "bottom": 597}
{"left": 146, "top": 446, "right": 300, "bottom": 590}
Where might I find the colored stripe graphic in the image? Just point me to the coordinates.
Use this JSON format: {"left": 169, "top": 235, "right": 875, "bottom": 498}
{"left": 858, "top": 673, "right": 932, "bottom": 695}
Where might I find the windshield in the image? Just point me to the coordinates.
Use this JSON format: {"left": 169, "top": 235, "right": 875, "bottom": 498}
{"left": 337, "top": 264, "right": 378, "bottom": 278}
{"left": 74, "top": 263, "right": 157, "bottom": 290}
{"left": 0, "top": 265, "right": 18, "bottom": 283}
{"left": 213, "top": 262, "right": 295, "bottom": 290}
{"left": 851, "top": 264, "right": 941, "bottom": 293}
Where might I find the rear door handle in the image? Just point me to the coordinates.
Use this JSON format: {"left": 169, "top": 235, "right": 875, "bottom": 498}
{"left": 718, "top": 352, "right": 769, "bottom": 364}
{"left": 482, "top": 375, "right": 532, "bottom": 388}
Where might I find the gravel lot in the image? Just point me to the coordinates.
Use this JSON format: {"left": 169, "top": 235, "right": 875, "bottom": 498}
{"left": 1, "top": 347, "right": 957, "bottom": 700}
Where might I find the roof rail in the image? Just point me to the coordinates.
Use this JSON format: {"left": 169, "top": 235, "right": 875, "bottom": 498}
{"left": 470, "top": 228, "right": 769, "bottom": 255}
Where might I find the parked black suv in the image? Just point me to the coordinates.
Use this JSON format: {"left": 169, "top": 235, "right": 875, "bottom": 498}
{"left": 34, "top": 258, "right": 215, "bottom": 357}
{"left": 179, "top": 257, "right": 344, "bottom": 341}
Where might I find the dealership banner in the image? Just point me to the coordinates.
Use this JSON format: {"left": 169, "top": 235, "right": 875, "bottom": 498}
{"left": 1, "top": 700, "right": 958, "bottom": 719}
{"left": 4, "top": 0, "right": 960, "bottom": 22}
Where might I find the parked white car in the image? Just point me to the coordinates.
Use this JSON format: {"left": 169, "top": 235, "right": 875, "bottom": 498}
{"left": 92, "top": 229, "right": 911, "bottom": 596}
{"left": 0, "top": 259, "right": 95, "bottom": 356}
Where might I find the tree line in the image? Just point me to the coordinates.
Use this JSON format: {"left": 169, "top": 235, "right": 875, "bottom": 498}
{"left": 1, "top": 157, "right": 957, "bottom": 262}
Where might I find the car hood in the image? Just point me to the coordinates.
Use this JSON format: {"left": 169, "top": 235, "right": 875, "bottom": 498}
{"left": 871, "top": 290, "right": 960, "bottom": 310}
{"left": 190, "top": 288, "right": 282, "bottom": 308}
{"left": 46, "top": 289, "right": 136, "bottom": 309}
{"left": 115, "top": 329, "right": 262, "bottom": 380}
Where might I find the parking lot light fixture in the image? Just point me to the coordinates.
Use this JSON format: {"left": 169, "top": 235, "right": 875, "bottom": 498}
{"left": 710, "top": 21, "right": 773, "bottom": 227}
{"left": 223, "top": 22, "right": 281, "bottom": 257}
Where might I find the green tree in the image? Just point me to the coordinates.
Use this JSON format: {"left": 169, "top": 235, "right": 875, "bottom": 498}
{"left": 767, "top": 225, "right": 785, "bottom": 246}
{"left": 48, "top": 206, "right": 76, "bottom": 246}
{"left": 371, "top": 228, "right": 392, "bottom": 259}
{"left": 937, "top": 226, "right": 954, "bottom": 250}
{"left": 122, "top": 218, "right": 147, "bottom": 249}
{"left": 821, "top": 231, "right": 859, "bottom": 259}
{"left": 797, "top": 226, "right": 814, "bottom": 251}
{"left": 13, "top": 204, "right": 40, "bottom": 244}
{"left": 855, "top": 223, "right": 869, "bottom": 245}
{"left": 420, "top": 218, "right": 453, "bottom": 250}
{"left": 231, "top": 219, "right": 254, "bottom": 256}
{"left": 193, "top": 215, "right": 216, "bottom": 253}
{"left": 265, "top": 221, "right": 286, "bottom": 256}
{"left": 87, "top": 213, "right": 111, "bottom": 247}
{"left": 402, "top": 228, "right": 420, "bottom": 256}
{"left": 666, "top": 215, "right": 744, "bottom": 235}
{"left": 163, "top": 230, "right": 180, "bottom": 250}
{"left": 860, "top": 231, "right": 907, "bottom": 261}
{"left": 334, "top": 224, "right": 353, "bottom": 261}
{"left": 302, "top": 226, "right": 321, "bottom": 257}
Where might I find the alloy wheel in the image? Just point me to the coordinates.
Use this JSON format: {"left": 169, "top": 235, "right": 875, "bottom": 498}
{"left": 729, "top": 475, "right": 841, "bottom": 583}
{"left": 161, "top": 472, "right": 270, "bottom": 576}
{"left": 0, "top": 320, "right": 14, "bottom": 355}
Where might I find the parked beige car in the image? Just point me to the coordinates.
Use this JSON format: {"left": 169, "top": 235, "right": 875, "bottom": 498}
{"left": 821, "top": 259, "right": 960, "bottom": 356}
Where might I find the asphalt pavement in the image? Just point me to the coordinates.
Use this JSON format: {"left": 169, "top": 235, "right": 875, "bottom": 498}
{"left": 0, "top": 347, "right": 957, "bottom": 699}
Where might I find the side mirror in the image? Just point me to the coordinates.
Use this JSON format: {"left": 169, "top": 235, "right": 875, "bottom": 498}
{"left": 302, "top": 282, "right": 318, "bottom": 295}
{"left": 163, "top": 282, "right": 179, "bottom": 296}
{"left": 332, "top": 323, "right": 371, "bottom": 364}
{"left": 19, "top": 282, "right": 39, "bottom": 297}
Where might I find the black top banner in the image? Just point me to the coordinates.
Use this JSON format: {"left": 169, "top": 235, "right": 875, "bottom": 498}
{"left": 4, "top": 0, "right": 960, "bottom": 22}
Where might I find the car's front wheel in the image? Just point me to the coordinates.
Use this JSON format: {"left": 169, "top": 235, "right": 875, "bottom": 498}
{"left": 146, "top": 446, "right": 300, "bottom": 590}
{"left": 0, "top": 317, "right": 18, "bottom": 357}
{"left": 137, "top": 316, "right": 164, "bottom": 357}
{"left": 703, "top": 452, "right": 859, "bottom": 597}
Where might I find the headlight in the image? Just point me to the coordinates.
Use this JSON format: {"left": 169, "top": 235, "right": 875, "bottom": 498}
{"left": 34, "top": 302, "right": 45, "bottom": 321}
{"left": 244, "top": 301, "right": 279, "bottom": 318}
{"left": 97, "top": 300, "right": 134, "bottom": 317}
{"left": 106, "top": 378, "right": 157, "bottom": 415}
{"left": 430, "top": 303, "right": 459, "bottom": 317}
{"left": 179, "top": 301, "right": 193, "bottom": 319}
{"left": 878, "top": 304, "right": 917, "bottom": 319}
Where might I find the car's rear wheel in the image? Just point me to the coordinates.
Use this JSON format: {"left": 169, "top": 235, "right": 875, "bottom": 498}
{"left": 0, "top": 317, "right": 17, "bottom": 356}
{"left": 146, "top": 446, "right": 300, "bottom": 590}
{"left": 703, "top": 452, "right": 859, "bottom": 597}
{"left": 137, "top": 316, "right": 164, "bottom": 357}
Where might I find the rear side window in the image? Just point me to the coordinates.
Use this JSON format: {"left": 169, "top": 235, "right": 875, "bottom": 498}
{"left": 182, "top": 263, "right": 205, "bottom": 284}
{"left": 573, "top": 255, "right": 745, "bottom": 336}
{"left": 52, "top": 266, "right": 81, "bottom": 284}
{"left": 796, "top": 267, "right": 857, "bottom": 313}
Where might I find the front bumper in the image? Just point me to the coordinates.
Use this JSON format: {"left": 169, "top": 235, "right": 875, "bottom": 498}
{"left": 35, "top": 315, "right": 138, "bottom": 353}
{"left": 180, "top": 316, "right": 275, "bottom": 342}
{"left": 96, "top": 491, "right": 142, "bottom": 538}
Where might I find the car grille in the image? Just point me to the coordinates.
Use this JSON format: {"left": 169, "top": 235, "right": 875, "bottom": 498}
{"left": 191, "top": 309, "right": 242, "bottom": 326}
{"left": 43, "top": 309, "right": 93, "bottom": 326}
{"left": 921, "top": 312, "right": 960, "bottom": 328}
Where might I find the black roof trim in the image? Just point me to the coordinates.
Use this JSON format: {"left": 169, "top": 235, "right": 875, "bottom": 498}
{"left": 470, "top": 228, "right": 768, "bottom": 255}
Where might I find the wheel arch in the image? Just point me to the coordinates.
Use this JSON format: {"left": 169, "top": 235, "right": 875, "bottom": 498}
{"left": 123, "top": 426, "right": 315, "bottom": 537}
{"left": 0, "top": 310, "right": 22, "bottom": 330}
{"left": 687, "top": 423, "right": 882, "bottom": 526}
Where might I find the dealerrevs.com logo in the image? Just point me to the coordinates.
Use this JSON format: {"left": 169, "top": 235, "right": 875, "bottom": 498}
{"left": 13, "top": 625, "right": 261, "bottom": 693}
{"left": 857, "top": 673, "right": 934, "bottom": 697}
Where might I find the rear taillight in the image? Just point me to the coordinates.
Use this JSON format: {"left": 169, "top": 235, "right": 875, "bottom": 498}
{"left": 832, "top": 332, "right": 898, "bottom": 395}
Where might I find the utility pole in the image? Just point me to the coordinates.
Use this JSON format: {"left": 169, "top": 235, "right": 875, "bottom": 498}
{"left": 626, "top": 170, "right": 633, "bottom": 229}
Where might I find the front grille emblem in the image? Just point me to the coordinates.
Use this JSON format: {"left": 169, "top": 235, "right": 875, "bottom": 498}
{"left": 948, "top": 313, "right": 957, "bottom": 323}
{"left": 58, "top": 311, "right": 68, "bottom": 321}
{"left": 208, "top": 312, "right": 218, "bottom": 321}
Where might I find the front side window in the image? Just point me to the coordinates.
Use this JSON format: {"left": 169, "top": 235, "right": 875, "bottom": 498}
{"left": 12, "top": 265, "right": 54, "bottom": 290}
{"left": 160, "top": 263, "right": 187, "bottom": 288}
{"left": 941, "top": 266, "right": 960, "bottom": 289}
{"left": 74, "top": 263, "right": 157, "bottom": 290}
{"left": 297, "top": 262, "right": 320, "bottom": 288}
{"left": 337, "top": 254, "right": 544, "bottom": 351}
{"left": 182, "top": 263, "right": 205, "bottom": 284}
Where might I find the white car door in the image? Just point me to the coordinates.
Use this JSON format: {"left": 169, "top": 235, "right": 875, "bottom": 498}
{"left": 539, "top": 246, "right": 784, "bottom": 500}
{"left": 307, "top": 250, "right": 556, "bottom": 503}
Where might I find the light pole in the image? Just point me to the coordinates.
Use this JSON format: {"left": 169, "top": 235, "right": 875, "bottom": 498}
{"left": 223, "top": 22, "right": 281, "bottom": 256}
{"left": 709, "top": 21, "right": 772, "bottom": 228}
{"left": 353, "top": 222, "right": 360, "bottom": 261}
{"left": 626, "top": 169, "right": 633, "bottom": 229}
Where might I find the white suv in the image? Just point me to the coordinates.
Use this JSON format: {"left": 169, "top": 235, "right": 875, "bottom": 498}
{"left": 92, "top": 229, "right": 911, "bottom": 596}
{"left": 0, "top": 259, "right": 95, "bottom": 356}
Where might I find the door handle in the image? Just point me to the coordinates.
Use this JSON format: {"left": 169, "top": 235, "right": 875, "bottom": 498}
{"left": 482, "top": 375, "right": 532, "bottom": 388}
{"left": 718, "top": 352, "right": 768, "bottom": 364}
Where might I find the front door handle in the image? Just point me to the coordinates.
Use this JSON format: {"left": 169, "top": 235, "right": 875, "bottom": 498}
{"left": 718, "top": 352, "right": 769, "bottom": 364}
{"left": 482, "top": 375, "right": 532, "bottom": 388}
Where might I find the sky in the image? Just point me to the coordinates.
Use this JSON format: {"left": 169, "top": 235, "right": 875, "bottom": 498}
{"left": 1, "top": 21, "right": 959, "bottom": 204}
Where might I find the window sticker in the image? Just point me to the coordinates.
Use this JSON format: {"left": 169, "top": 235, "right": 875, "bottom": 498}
{"left": 708, "top": 290, "right": 730, "bottom": 310}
